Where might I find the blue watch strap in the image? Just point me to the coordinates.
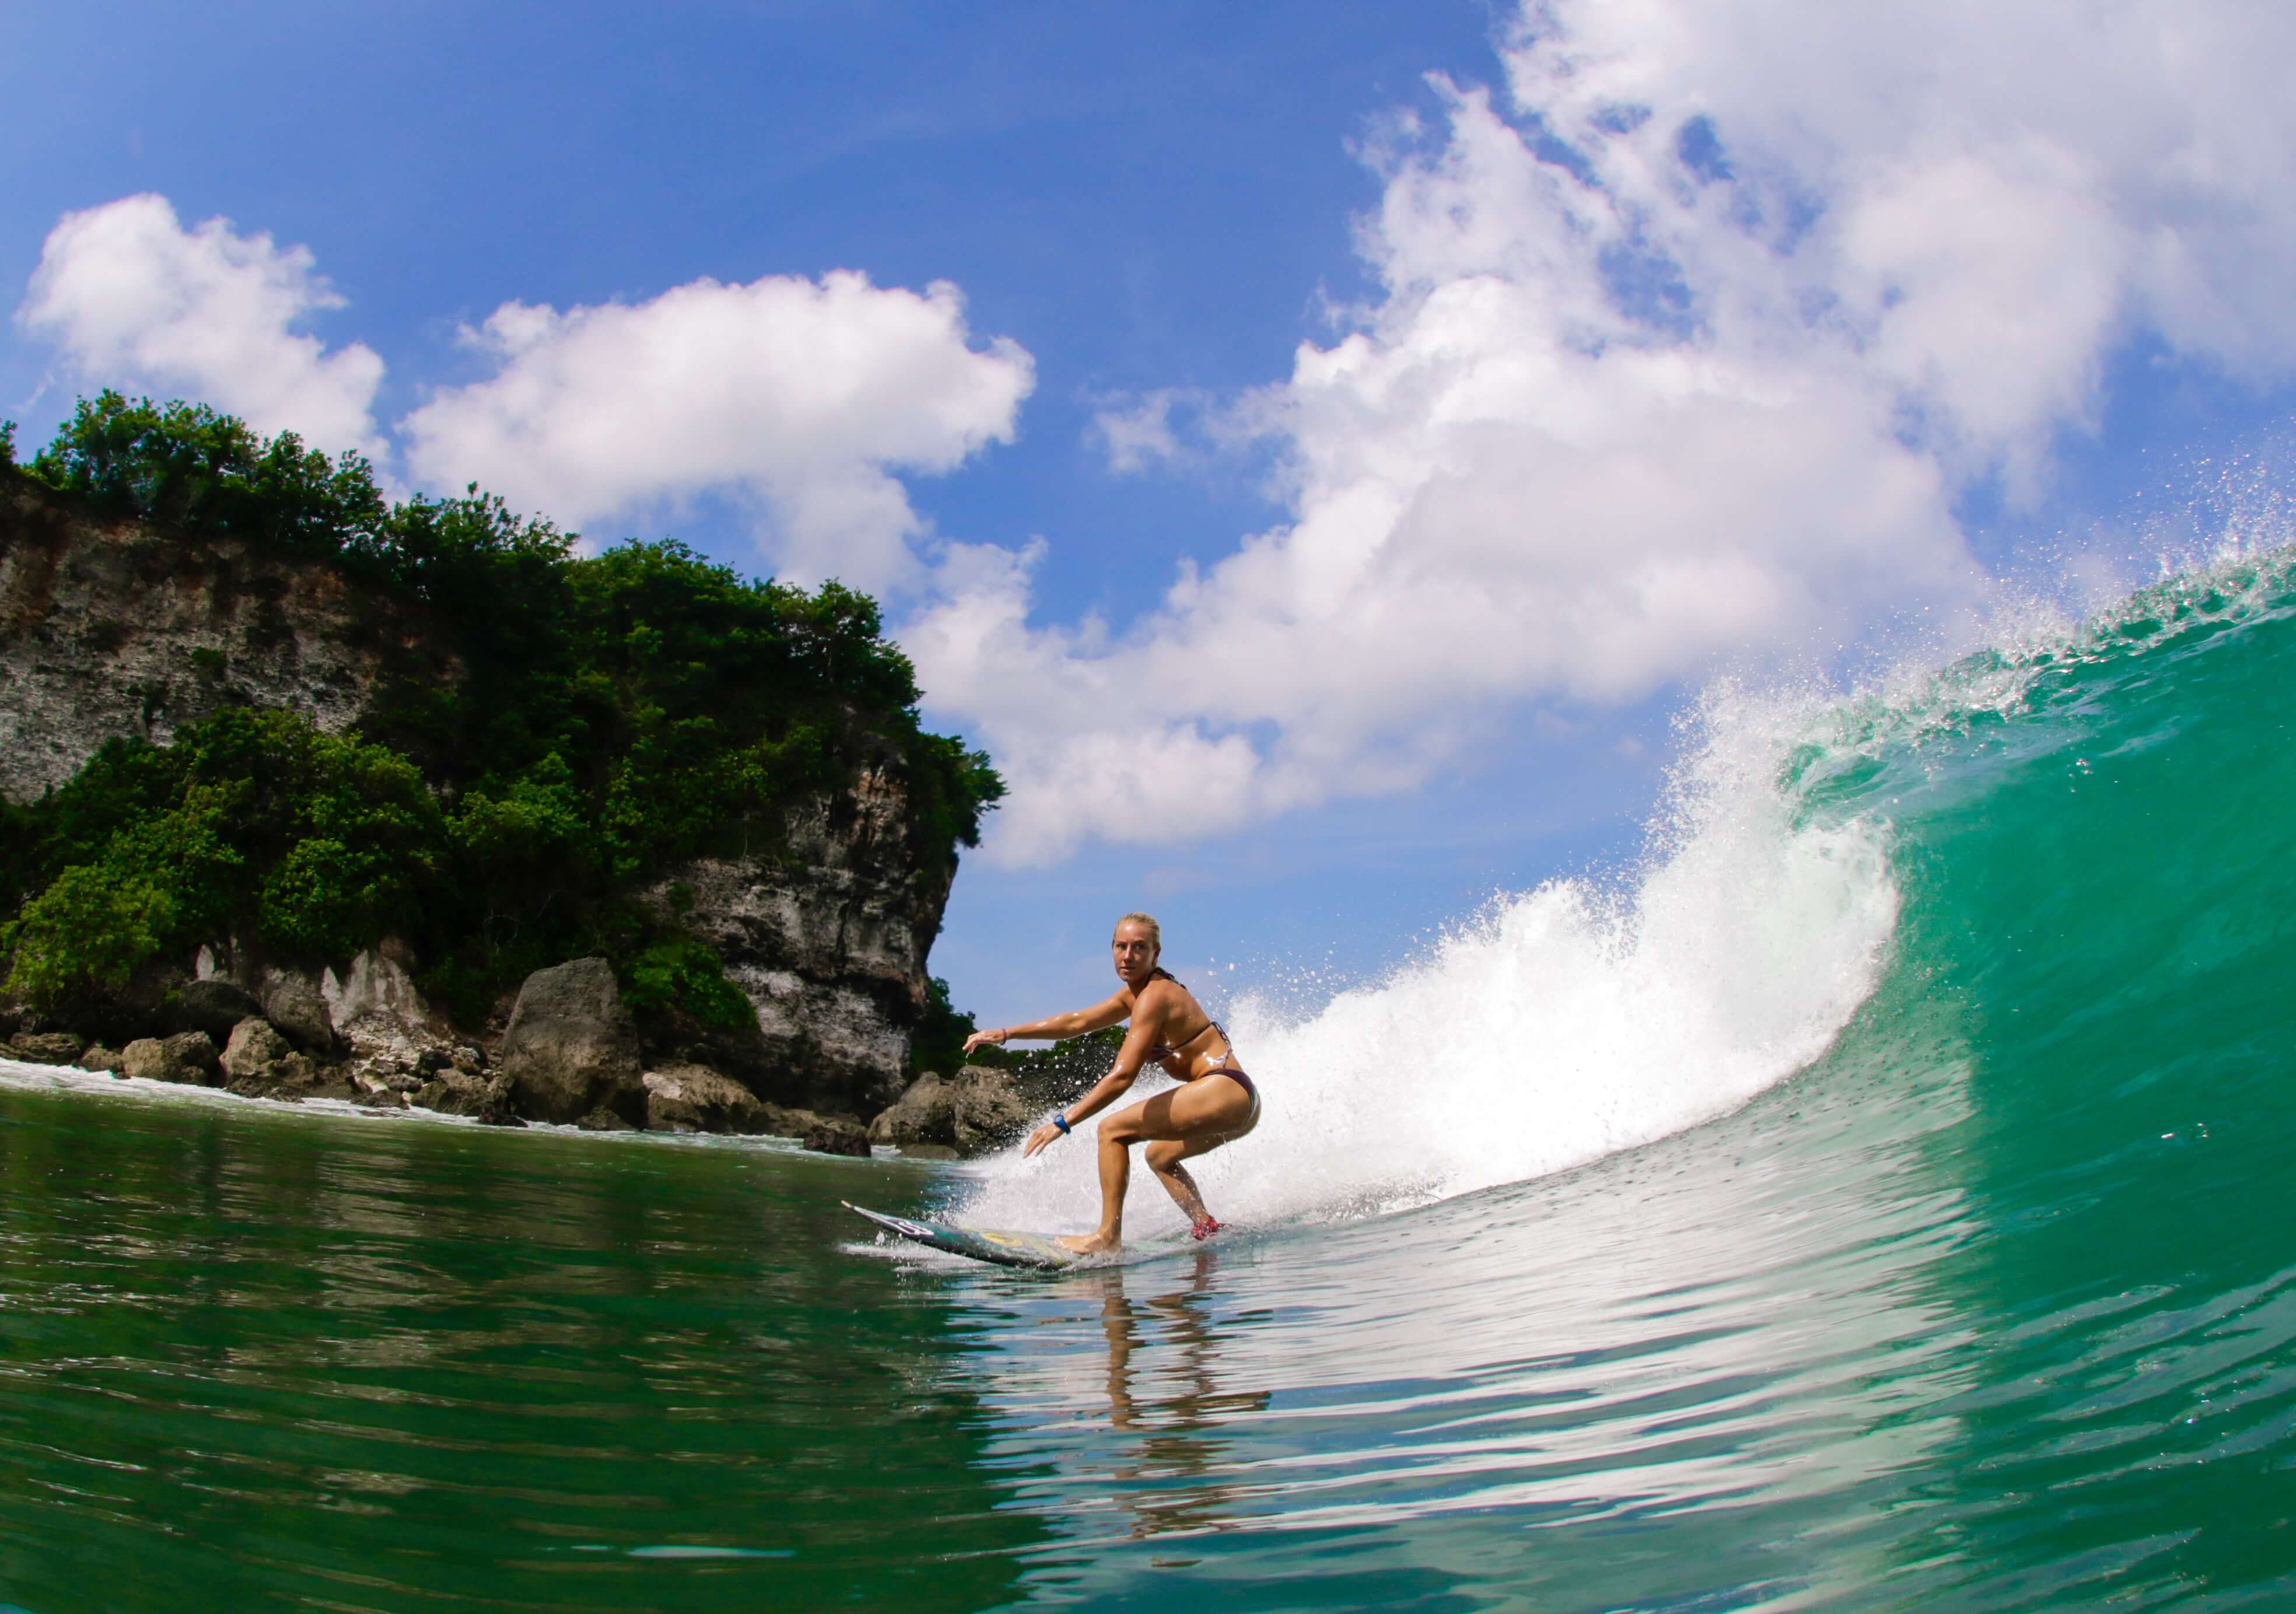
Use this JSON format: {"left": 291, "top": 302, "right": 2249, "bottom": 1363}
{"left": 1052, "top": 1112, "right": 1071, "bottom": 1134}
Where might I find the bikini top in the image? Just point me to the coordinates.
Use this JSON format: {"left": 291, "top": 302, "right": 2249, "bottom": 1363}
{"left": 1139, "top": 968, "right": 1241, "bottom": 1070}
{"left": 1147, "top": 1016, "right": 1236, "bottom": 1068}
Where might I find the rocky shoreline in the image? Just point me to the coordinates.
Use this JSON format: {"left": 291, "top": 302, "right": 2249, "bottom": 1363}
{"left": 2, "top": 948, "right": 1074, "bottom": 1158}
{"left": 0, "top": 463, "right": 982, "bottom": 1125}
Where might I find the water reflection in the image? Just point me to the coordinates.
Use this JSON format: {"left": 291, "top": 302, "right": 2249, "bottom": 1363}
{"left": 1073, "top": 1252, "right": 1272, "bottom": 1538}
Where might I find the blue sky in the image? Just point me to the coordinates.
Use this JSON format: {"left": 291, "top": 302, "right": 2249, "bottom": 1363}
{"left": 8, "top": 1, "right": 2295, "bottom": 1022}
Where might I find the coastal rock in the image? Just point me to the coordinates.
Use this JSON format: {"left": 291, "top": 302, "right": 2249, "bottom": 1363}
{"left": 220, "top": 1018, "right": 292, "bottom": 1082}
{"left": 577, "top": 1108, "right": 637, "bottom": 1132}
{"left": 752, "top": 1102, "right": 843, "bottom": 1138}
{"left": 869, "top": 1065, "right": 1038, "bottom": 1155}
{"left": 164, "top": 1030, "right": 223, "bottom": 1084}
{"left": 642, "top": 1064, "right": 772, "bottom": 1134}
{"left": 164, "top": 979, "right": 264, "bottom": 1042}
{"left": 951, "top": 1065, "right": 1035, "bottom": 1153}
{"left": 267, "top": 1060, "right": 360, "bottom": 1102}
{"left": 122, "top": 1031, "right": 219, "bottom": 1085}
{"left": 261, "top": 970, "right": 340, "bottom": 1054}
{"left": 499, "top": 958, "right": 643, "bottom": 1125}
{"left": 217, "top": 1018, "right": 374, "bottom": 1101}
{"left": 221, "top": 1056, "right": 309, "bottom": 1099}
{"left": 636, "top": 753, "right": 959, "bottom": 1119}
{"left": 802, "top": 1115, "right": 872, "bottom": 1157}
{"left": 8, "top": 1030, "right": 84, "bottom": 1065}
{"left": 76, "top": 1044, "right": 124, "bottom": 1074}
{"left": 411, "top": 1069, "right": 522, "bottom": 1126}
{"left": 869, "top": 1071, "right": 956, "bottom": 1147}
{"left": 324, "top": 947, "right": 446, "bottom": 1064}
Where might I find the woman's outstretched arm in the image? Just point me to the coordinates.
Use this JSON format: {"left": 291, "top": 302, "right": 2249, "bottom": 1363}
{"left": 1019, "top": 986, "right": 1177, "bottom": 1158}
{"left": 963, "top": 990, "right": 1130, "bottom": 1055}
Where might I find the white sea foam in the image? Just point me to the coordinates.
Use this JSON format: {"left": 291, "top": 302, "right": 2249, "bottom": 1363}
{"left": 954, "top": 693, "right": 1902, "bottom": 1235}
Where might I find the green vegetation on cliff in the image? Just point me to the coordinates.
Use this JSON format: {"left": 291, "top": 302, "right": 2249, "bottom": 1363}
{"left": 0, "top": 393, "right": 1002, "bottom": 1040}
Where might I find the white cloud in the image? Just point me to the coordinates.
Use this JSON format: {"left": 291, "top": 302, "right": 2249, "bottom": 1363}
{"left": 16, "top": 194, "right": 387, "bottom": 460}
{"left": 1090, "top": 387, "right": 1210, "bottom": 474}
{"left": 913, "top": 0, "right": 2296, "bottom": 867}
{"left": 398, "top": 272, "right": 1034, "bottom": 588}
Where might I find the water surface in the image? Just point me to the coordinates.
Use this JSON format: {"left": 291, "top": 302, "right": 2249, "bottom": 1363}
{"left": 6, "top": 549, "right": 2296, "bottom": 1610}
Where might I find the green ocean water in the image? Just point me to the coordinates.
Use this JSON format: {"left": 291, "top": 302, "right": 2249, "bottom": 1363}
{"left": 3, "top": 549, "right": 2295, "bottom": 1610}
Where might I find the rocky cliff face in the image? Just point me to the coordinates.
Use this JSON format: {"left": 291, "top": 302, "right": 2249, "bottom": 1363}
{"left": 0, "top": 472, "right": 950, "bottom": 1113}
{"left": 0, "top": 474, "right": 450, "bottom": 801}
{"left": 640, "top": 756, "right": 956, "bottom": 1116}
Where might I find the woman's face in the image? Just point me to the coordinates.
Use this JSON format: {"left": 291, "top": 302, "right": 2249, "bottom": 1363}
{"left": 1111, "top": 922, "right": 1159, "bottom": 987}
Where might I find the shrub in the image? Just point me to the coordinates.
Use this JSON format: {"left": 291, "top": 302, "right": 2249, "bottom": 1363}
{"left": 909, "top": 974, "right": 978, "bottom": 1078}
{"left": 620, "top": 936, "right": 754, "bottom": 1034}
{"left": 3, "top": 783, "right": 244, "bottom": 1009}
{"left": 5, "top": 862, "right": 177, "bottom": 1008}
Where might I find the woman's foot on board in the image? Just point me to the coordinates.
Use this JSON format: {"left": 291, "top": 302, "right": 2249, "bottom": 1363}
{"left": 1191, "top": 1216, "right": 1222, "bottom": 1241}
{"left": 1056, "top": 1231, "right": 1121, "bottom": 1255}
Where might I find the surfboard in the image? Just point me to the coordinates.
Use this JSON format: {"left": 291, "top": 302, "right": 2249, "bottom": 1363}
{"left": 844, "top": 1201, "right": 1086, "bottom": 1270}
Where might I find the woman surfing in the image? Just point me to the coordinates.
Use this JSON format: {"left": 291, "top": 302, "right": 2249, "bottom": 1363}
{"left": 962, "top": 912, "right": 1261, "bottom": 1254}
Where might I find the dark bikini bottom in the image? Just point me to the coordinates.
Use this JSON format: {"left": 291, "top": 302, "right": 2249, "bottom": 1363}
{"left": 1208, "top": 1067, "right": 1261, "bottom": 1129}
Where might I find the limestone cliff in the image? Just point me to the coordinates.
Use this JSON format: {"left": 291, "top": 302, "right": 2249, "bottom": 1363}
{"left": 639, "top": 755, "right": 955, "bottom": 1116}
{"left": 0, "top": 471, "right": 450, "bottom": 800}
{"left": 0, "top": 470, "right": 955, "bottom": 1114}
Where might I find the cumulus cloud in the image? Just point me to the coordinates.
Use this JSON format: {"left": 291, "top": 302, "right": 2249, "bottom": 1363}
{"left": 17, "top": 194, "right": 386, "bottom": 459}
{"left": 914, "top": 0, "right": 2296, "bottom": 867}
{"left": 398, "top": 273, "right": 1034, "bottom": 588}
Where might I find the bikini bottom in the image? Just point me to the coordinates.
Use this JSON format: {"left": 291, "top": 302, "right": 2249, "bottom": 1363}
{"left": 1209, "top": 1067, "right": 1261, "bottom": 1130}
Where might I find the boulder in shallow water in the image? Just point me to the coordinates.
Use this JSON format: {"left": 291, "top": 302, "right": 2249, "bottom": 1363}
{"left": 411, "top": 1069, "right": 523, "bottom": 1126}
{"left": 952, "top": 1066, "right": 1035, "bottom": 1153}
{"left": 500, "top": 958, "right": 644, "bottom": 1124}
{"left": 643, "top": 1063, "right": 771, "bottom": 1134}
{"left": 274, "top": 1060, "right": 362, "bottom": 1103}
{"left": 123, "top": 1032, "right": 219, "bottom": 1085}
{"left": 165, "top": 1030, "right": 222, "bottom": 1084}
{"left": 869, "top": 1070, "right": 956, "bottom": 1147}
{"left": 577, "top": 1107, "right": 637, "bottom": 1132}
{"left": 219, "top": 1018, "right": 355, "bottom": 1100}
{"left": 220, "top": 1018, "right": 293, "bottom": 1084}
{"left": 76, "top": 1044, "right": 124, "bottom": 1074}
{"left": 802, "top": 1115, "right": 872, "bottom": 1157}
{"left": 869, "top": 1065, "right": 1038, "bottom": 1155}
{"left": 411, "top": 1070, "right": 488, "bottom": 1115}
{"left": 9, "top": 1031, "right": 85, "bottom": 1065}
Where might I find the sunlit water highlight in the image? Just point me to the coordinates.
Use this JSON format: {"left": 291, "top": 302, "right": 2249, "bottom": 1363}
{"left": 4, "top": 544, "right": 2296, "bottom": 1610}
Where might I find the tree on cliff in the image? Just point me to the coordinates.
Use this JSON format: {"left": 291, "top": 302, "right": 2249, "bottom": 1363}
{"left": 0, "top": 393, "right": 1002, "bottom": 1046}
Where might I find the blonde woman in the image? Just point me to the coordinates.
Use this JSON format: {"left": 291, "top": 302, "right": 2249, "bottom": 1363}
{"left": 963, "top": 913, "right": 1261, "bottom": 1253}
